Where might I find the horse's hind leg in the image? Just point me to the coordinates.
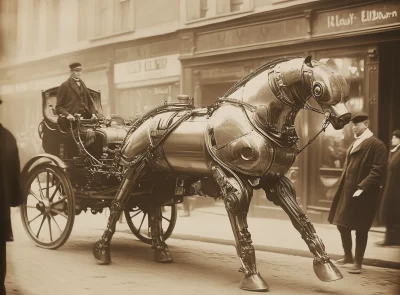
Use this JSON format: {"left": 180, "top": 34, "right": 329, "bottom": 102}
{"left": 149, "top": 206, "right": 173, "bottom": 263}
{"left": 93, "top": 162, "right": 147, "bottom": 264}
{"left": 260, "top": 176, "right": 343, "bottom": 282}
{"left": 212, "top": 166, "right": 269, "bottom": 292}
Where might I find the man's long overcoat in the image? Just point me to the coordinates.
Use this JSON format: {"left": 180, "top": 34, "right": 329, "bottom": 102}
{"left": 378, "top": 147, "right": 400, "bottom": 227}
{"left": 55, "top": 77, "right": 96, "bottom": 117}
{"left": 0, "top": 124, "right": 22, "bottom": 242}
{"left": 328, "top": 136, "right": 388, "bottom": 231}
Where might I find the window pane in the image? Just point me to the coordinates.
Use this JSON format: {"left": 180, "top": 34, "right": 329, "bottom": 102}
{"left": 231, "top": 0, "right": 244, "bottom": 12}
{"left": 319, "top": 56, "right": 365, "bottom": 169}
{"left": 78, "top": 0, "right": 88, "bottom": 41}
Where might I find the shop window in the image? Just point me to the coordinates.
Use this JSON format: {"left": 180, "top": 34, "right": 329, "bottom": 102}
{"left": 186, "top": 0, "right": 252, "bottom": 22}
{"left": 309, "top": 55, "right": 365, "bottom": 207}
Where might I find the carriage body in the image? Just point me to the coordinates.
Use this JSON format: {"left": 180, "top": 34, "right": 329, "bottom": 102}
{"left": 20, "top": 86, "right": 177, "bottom": 249}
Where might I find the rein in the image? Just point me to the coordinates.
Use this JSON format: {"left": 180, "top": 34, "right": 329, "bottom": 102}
{"left": 296, "top": 111, "right": 331, "bottom": 155}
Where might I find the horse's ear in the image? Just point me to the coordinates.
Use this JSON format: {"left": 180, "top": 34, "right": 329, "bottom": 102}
{"left": 304, "top": 55, "right": 313, "bottom": 67}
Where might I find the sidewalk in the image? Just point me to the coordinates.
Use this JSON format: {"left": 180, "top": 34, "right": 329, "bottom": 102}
{"left": 73, "top": 204, "right": 400, "bottom": 270}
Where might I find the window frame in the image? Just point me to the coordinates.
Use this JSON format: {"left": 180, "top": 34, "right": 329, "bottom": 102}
{"left": 184, "top": 0, "right": 254, "bottom": 24}
{"left": 89, "top": 0, "right": 135, "bottom": 41}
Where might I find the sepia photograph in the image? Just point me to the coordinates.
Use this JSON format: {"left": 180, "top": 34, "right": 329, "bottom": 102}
{"left": 0, "top": 0, "right": 399, "bottom": 294}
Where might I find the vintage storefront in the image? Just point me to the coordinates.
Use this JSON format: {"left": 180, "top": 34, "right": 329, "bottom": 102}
{"left": 0, "top": 46, "right": 112, "bottom": 166}
{"left": 179, "top": 0, "right": 400, "bottom": 223}
{"left": 112, "top": 34, "right": 181, "bottom": 120}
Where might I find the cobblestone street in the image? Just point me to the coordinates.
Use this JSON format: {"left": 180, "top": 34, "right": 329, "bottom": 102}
{"left": 5, "top": 210, "right": 400, "bottom": 295}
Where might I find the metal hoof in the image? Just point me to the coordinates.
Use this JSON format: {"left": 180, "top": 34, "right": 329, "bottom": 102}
{"left": 239, "top": 273, "right": 269, "bottom": 292}
{"left": 154, "top": 248, "right": 173, "bottom": 263}
{"left": 313, "top": 259, "right": 343, "bottom": 282}
{"left": 93, "top": 241, "right": 111, "bottom": 265}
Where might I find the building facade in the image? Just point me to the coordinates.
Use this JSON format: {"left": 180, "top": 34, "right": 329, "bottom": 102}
{"left": 0, "top": 0, "right": 399, "bottom": 224}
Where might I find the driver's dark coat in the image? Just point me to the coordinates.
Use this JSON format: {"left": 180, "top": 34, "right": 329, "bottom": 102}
{"left": 55, "top": 77, "right": 96, "bottom": 117}
{"left": 0, "top": 124, "right": 22, "bottom": 242}
{"left": 328, "top": 136, "right": 387, "bottom": 231}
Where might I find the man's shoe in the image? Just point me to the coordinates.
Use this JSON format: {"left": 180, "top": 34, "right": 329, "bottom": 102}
{"left": 336, "top": 256, "right": 354, "bottom": 265}
{"left": 348, "top": 264, "right": 362, "bottom": 274}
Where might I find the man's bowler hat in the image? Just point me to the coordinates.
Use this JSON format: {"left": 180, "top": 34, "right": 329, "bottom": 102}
{"left": 350, "top": 112, "right": 369, "bottom": 124}
{"left": 69, "top": 62, "right": 82, "bottom": 71}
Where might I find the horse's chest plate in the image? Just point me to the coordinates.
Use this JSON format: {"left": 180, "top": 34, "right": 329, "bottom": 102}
{"left": 209, "top": 105, "right": 297, "bottom": 177}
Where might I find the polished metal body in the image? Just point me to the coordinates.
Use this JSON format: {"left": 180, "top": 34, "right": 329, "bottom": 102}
{"left": 93, "top": 56, "right": 351, "bottom": 292}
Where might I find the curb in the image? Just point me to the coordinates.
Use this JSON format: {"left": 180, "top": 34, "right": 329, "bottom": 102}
{"left": 167, "top": 232, "right": 400, "bottom": 270}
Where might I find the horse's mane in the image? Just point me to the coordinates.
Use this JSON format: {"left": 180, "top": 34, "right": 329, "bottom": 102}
{"left": 222, "top": 56, "right": 302, "bottom": 98}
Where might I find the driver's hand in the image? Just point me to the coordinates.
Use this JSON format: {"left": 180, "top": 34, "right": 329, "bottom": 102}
{"left": 67, "top": 114, "right": 75, "bottom": 121}
{"left": 91, "top": 114, "right": 98, "bottom": 119}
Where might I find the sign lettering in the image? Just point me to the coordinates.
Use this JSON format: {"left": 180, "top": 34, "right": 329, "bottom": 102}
{"left": 314, "top": 1, "right": 400, "bottom": 35}
{"left": 114, "top": 54, "right": 180, "bottom": 84}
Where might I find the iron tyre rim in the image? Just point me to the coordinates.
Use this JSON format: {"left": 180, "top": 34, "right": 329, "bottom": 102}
{"left": 20, "top": 164, "right": 75, "bottom": 249}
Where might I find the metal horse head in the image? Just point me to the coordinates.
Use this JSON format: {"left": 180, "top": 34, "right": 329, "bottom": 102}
{"left": 222, "top": 56, "right": 351, "bottom": 144}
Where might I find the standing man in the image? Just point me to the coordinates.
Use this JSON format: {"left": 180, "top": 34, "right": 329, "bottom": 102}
{"left": 377, "top": 129, "right": 400, "bottom": 246}
{"left": 1, "top": 99, "right": 23, "bottom": 294}
{"left": 55, "top": 62, "right": 98, "bottom": 121}
{"left": 328, "top": 112, "right": 388, "bottom": 274}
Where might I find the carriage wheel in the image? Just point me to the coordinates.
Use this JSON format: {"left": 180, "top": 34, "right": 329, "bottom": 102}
{"left": 124, "top": 204, "right": 177, "bottom": 245}
{"left": 21, "top": 164, "right": 75, "bottom": 249}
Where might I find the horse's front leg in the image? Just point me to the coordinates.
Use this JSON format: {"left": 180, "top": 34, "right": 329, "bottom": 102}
{"left": 93, "top": 162, "right": 147, "bottom": 264}
{"left": 212, "top": 166, "right": 269, "bottom": 292}
{"left": 260, "top": 176, "right": 343, "bottom": 282}
{"left": 149, "top": 206, "right": 173, "bottom": 263}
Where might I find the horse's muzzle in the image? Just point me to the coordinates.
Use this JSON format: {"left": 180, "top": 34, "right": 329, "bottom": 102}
{"left": 329, "top": 113, "right": 351, "bottom": 130}
{"left": 326, "top": 103, "right": 351, "bottom": 130}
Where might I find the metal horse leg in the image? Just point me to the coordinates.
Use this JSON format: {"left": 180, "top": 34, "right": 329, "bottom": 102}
{"left": 261, "top": 176, "right": 343, "bottom": 282}
{"left": 149, "top": 207, "right": 173, "bottom": 263}
{"left": 212, "top": 166, "right": 269, "bottom": 292}
{"left": 93, "top": 162, "right": 147, "bottom": 264}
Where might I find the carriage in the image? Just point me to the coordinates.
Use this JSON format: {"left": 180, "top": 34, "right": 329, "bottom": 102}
{"left": 20, "top": 87, "right": 178, "bottom": 249}
{"left": 21, "top": 56, "right": 351, "bottom": 292}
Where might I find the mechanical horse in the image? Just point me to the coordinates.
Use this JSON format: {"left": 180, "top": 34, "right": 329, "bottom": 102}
{"left": 93, "top": 56, "right": 351, "bottom": 291}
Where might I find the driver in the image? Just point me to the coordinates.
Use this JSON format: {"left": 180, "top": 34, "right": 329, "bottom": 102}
{"left": 55, "top": 62, "right": 98, "bottom": 121}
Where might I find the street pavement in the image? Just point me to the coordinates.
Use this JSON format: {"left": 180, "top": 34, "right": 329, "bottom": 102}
{"left": 5, "top": 207, "right": 400, "bottom": 295}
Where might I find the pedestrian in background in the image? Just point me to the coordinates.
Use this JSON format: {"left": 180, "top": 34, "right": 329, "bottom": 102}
{"left": 1, "top": 99, "right": 23, "bottom": 295}
{"left": 376, "top": 129, "right": 400, "bottom": 247}
{"left": 328, "top": 112, "right": 387, "bottom": 274}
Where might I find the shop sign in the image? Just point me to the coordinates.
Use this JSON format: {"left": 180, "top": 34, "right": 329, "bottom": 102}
{"left": 114, "top": 54, "right": 181, "bottom": 84}
{"left": 313, "top": 0, "right": 400, "bottom": 35}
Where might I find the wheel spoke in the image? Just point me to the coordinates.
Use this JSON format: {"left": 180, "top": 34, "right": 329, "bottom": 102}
{"left": 26, "top": 205, "right": 38, "bottom": 209}
{"left": 50, "top": 214, "right": 63, "bottom": 234}
{"left": 36, "top": 176, "right": 45, "bottom": 200}
{"left": 52, "top": 196, "right": 67, "bottom": 207}
{"left": 46, "top": 172, "right": 50, "bottom": 199}
{"left": 28, "top": 189, "right": 42, "bottom": 202}
{"left": 49, "top": 182, "right": 61, "bottom": 202}
{"left": 36, "top": 215, "right": 46, "bottom": 238}
{"left": 47, "top": 216, "right": 53, "bottom": 242}
{"left": 162, "top": 215, "right": 171, "bottom": 223}
{"left": 138, "top": 213, "right": 147, "bottom": 232}
{"left": 130, "top": 210, "right": 143, "bottom": 219}
{"left": 28, "top": 212, "right": 43, "bottom": 225}
{"left": 50, "top": 208, "right": 68, "bottom": 219}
